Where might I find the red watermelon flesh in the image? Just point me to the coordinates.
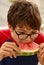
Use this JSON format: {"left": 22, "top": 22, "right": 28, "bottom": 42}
{"left": 19, "top": 42, "right": 39, "bottom": 56}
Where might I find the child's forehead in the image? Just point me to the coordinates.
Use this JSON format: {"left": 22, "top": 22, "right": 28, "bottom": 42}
{"left": 16, "top": 24, "right": 31, "bottom": 30}
{"left": 16, "top": 23, "right": 31, "bottom": 29}
{"left": 15, "top": 24, "right": 37, "bottom": 32}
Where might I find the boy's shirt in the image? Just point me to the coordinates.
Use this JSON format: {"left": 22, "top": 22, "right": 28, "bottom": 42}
{"left": 0, "top": 29, "right": 44, "bottom": 65}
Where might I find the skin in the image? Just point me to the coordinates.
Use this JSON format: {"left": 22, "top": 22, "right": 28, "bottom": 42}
{"left": 0, "top": 24, "right": 44, "bottom": 65}
{"left": 37, "top": 43, "right": 44, "bottom": 65}
{"left": 0, "top": 42, "right": 20, "bottom": 60}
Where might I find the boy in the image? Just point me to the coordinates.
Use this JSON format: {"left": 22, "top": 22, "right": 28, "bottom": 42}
{"left": 0, "top": 1, "right": 44, "bottom": 65}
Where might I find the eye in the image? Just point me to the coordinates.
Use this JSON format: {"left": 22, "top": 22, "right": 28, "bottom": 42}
{"left": 31, "top": 31, "right": 36, "bottom": 34}
{"left": 17, "top": 32, "right": 21, "bottom": 34}
{"left": 16, "top": 31, "right": 25, "bottom": 34}
{"left": 19, "top": 32, "right": 25, "bottom": 34}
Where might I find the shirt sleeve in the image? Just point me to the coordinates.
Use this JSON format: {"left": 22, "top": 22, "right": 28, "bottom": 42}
{"left": 34, "top": 33, "right": 44, "bottom": 45}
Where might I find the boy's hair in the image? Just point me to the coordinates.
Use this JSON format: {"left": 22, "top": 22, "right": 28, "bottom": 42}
{"left": 7, "top": 1, "right": 41, "bottom": 30}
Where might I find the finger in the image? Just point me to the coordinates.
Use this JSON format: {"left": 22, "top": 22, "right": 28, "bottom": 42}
{"left": 39, "top": 43, "right": 44, "bottom": 50}
{"left": 1, "top": 43, "right": 21, "bottom": 57}
{"left": 1, "top": 46, "right": 18, "bottom": 58}
{"left": 0, "top": 50, "right": 12, "bottom": 58}
{"left": 2, "top": 42, "right": 20, "bottom": 53}
{"left": 40, "top": 53, "right": 44, "bottom": 61}
{"left": 39, "top": 48, "right": 44, "bottom": 56}
{"left": 11, "top": 42, "right": 20, "bottom": 52}
{"left": 37, "top": 51, "right": 40, "bottom": 60}
{"left": 12, "top": 51, "right": 17, "bottom": 58}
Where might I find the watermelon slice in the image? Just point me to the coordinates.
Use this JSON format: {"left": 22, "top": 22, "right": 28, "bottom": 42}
{"left": 19, "top": 42, "right": 39, "bottom": 56}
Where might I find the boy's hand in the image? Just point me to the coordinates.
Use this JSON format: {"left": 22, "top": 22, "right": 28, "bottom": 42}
{"left": 0, "top": 42, "right": 21, "bottom": 61}
{"left": 37, "top": 43, "right": 44, "bottom": 65}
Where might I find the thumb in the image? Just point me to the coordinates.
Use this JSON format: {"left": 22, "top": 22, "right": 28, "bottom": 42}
{"left": 37, "top": 51, "right": 40, "bottom": 61}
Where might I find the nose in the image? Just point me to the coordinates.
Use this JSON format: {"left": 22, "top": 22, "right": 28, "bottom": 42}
{"left": 22, "top": 37, "right": 33, "bottom": 43}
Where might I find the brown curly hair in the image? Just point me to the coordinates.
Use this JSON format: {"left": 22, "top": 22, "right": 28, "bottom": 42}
{"left": 7, "top": 1, "right": 41, "bottom": 30}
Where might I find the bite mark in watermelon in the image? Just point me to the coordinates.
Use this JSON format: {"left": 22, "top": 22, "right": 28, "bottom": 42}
{"left": 19, "top": 42, "right": 39, "bottom": 56}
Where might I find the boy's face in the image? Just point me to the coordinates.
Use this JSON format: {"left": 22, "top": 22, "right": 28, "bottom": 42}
{"left": 9, "top": 24, "right": 39, "bottom": 44}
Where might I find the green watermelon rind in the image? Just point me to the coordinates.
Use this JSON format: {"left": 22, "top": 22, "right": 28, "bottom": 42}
{"left": 20, "top": 48, "right": 39, "bottom": 56}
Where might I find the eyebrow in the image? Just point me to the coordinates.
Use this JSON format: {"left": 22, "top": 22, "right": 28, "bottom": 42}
{"left": 16, "top": 28, "right": 37, "bottom": 33}
{"left": 31, "top": 31, "right": 36, "bottom": 33}
{"left": 16, "top": 29, "right": 27, "bottom": 33}
{"left": 16, "top": 30, "right": 37, "bottom": 34}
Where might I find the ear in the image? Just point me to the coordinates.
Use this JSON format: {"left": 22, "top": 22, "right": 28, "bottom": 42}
{"left": 8, "top": 24, "right": 13, "bottom": 32}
